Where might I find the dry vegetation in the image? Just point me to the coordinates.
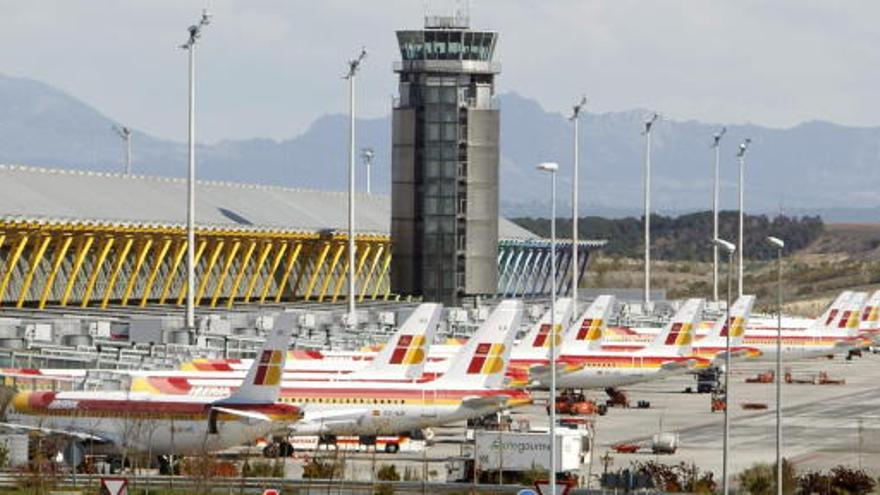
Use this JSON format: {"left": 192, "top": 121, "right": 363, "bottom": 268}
{"left": 585, "top": 223, "right": 880, "bottom": 317}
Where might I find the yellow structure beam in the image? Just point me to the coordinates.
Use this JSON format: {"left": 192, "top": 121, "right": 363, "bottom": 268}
{"left": 175, "top": 239, "right": 208, "bottom": 306}
{"left": 210, "top": 240, "right": 241, "bottom": 308}
{"left": 374, "top": 248, "right": 393, "bottom": 300}
{"left": 333, "top": 243, "right": 371, "bottom": 302}
{"left": 100, "top": 236, "right": 134, "bottom": 309}
{"left": 121, "top": 237, "right": 154, "bottom": 306}
{"left": 81, "top": 236, "right": 115, "bottom": 308}
{"left": 60, "top": 235, "right": 94, "bottom": 306}
{"left": 318, "top": 242, "right": 346, "bottom": 302}
{"left": 38, "top": 235, "right": 74, "bottom": 309}
{"left": 289, "top": 243, "right": 313, "bottom": 299}
{"left": 159, "top": 240, "right": 187, "bottom": 305}
{"left": 303, "top": 241, "right": 332, "bottom": 301}
{"left": 0, "top": 234, "right": 29, "bottom": 305}
{"left": 274, "top": 242, "right": 303, "bottom": 303}
{"left": 195, "top": 239, "right": 225, "bottom": 306}
{"left": 16, "top": 235, "right": 52, "bottom": 308}
{"left": 140, "top": 238, "right": 172, "bottom": 307}
{"left": 0, "top": 234, "right": 5, "bottom": 251}
{"left": 243, "top": 242, "right": 273, "bottom": 304}
{"left": 226, "top": 240, "right": 257, "bottom": 309}
{"left": 359, "top": 244, "right": 384, "bottom": 302}
{"left": 258, "top": 242, "right": 289, "bottom": 304}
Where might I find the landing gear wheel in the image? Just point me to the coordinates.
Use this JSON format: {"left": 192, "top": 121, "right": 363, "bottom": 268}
{"left": 263, "top": 443, "right": 280, "bottom": 458}
{"left": 158, "top": 455, "right": 180, "bottom": 475}
{"left": 384, "top": 443, "right": 399, "bottom": 454}
{"left": 278, "top": 441, "right": 294, "bottom": 457}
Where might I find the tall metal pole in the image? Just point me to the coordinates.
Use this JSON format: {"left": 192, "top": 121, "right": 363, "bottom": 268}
{"left": 538, "top": 162, "right": 560, "bottom": 495}
{"left": 712, "top": 128, "right": 726, "bottom": 301}
{"left": 126, "top": 132, "right": 132, "bottom": 175}
{"left": 362, "top": 148, "right": 375, "bottom": 195}
{"left": 570, "top": 96, "right": 586, "bottom": 319}
{"left": 767, "top": 236, "right": 785, "bottom": 495}
{"left": 713, "top": 237, "right": 735, "bottom": 495}
{"left": 643, "top": 114, "right": 658, "bottom": 305}
{"left": 181, "top": 10, "right": 210, "bottom": 332}
{"left": 345, "top": 48, "right": 367, "bottom": 328}
{"left": 736, "top": 139, "right": 750, "bottom": 298}
{"left": 723, "top": 247, "right": 733, "bottom": 495}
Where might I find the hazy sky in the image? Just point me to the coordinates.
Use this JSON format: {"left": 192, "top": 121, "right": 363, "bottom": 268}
{"left": 1, "top": 1, "right": 877, "bottom": 143}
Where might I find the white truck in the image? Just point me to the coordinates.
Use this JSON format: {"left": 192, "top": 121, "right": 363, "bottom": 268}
{"left": 474, "top": 428, "right": 589, "bottom": 473}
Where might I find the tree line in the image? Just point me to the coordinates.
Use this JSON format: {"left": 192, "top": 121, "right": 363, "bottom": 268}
{"left": 511, "top": 211, "right": 824, "bottom": 261}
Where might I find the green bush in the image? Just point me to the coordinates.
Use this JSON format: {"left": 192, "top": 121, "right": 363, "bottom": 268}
{"left": 377, "top": 464, "right": 400, "bottom": 481}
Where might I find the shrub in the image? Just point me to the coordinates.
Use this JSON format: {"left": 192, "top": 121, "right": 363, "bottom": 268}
{"left": 377, "top": 464, "right": 400, "bottom": 481}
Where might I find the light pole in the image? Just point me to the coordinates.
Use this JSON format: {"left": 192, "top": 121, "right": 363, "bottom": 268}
{"left": 345, "top": 48, "right": 367, "bottom": 328}
{"left": 643, "top": 113, "right": 659, "bottom": 306}
{"left": 766, "top": 235, "right": 785, "bottom": 495}
{"left": 112, "top": 125, "right": 132, "bottom": 175}
{"left": 713, "top": 237, "right": 736, "bottom": 495}
{"left": 736, "top": 138, "right": 751, "bottom": 297}
{"left": 181, "top": 9, "right": 211, "bottom": 332}
{"left": 569, "top": 96, "right": 586, "bottom": 319}
{"left": 537, "top": 161, "right": 559, "bottom": 495}
{"left": 711, "top": 127, "right": 726, "bottom": 301}
{"left": 361, "top": 148, "right": 375, "bottom": 194}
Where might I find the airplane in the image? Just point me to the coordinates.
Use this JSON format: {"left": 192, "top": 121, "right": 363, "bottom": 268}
{"left": 505, "top": 298, "right": 574, "bottom": 387}
{"left": 128, "top": 300, "right": 532, "bottom": 440}
{"left": 0, "top": 312, "right": 302, "bottom": 471}
{"left": 530, "top": 297, "right": 712, "bottom": 389}
{"left": 600, "top": 295, "right": 761, "bottom": 362}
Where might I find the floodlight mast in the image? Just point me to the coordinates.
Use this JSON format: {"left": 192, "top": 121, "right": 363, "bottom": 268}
{"left": 112, "top": 125, "right": 132, "bottom": 175}
{"left": 736, "top": 138, "right": 751, "bottom": 298}
{"left": 361, "top": 148, "right": 375, "bottom": 194}
{"left": 345, "top": 47, "right": 367, "bottom": 329}
{"left": 711, "top": 127, "right": 727, "bottom": 301}
{"left": 569, "top": 96, "right": 587, "bottom": 320}
{"left": 643, "top": 113, "right": 659, "bottom": 306}
{"left": 181, "top": 9, "right": 211, "bottom": 332}
{"left": 713, "top": 236, "right": 736, "bottom": 495}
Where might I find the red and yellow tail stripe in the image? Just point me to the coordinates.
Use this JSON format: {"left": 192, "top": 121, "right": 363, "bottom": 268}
{"left": 575, "top": 319, "right": 603, "bottom": 341}
{"left": 388, "top": 335, "right": 426, "bottom": 365}
{"left": 254, "top": 350, "right": 283, "bottom": 386}
{"left": 532, "top": 324, "right": 563, "bottom": 348}
{"left": 466, "top": 343, "right": 506, "bottom": 375}
{"left": 664, "top": 322, "right": 693, "bottom": 346}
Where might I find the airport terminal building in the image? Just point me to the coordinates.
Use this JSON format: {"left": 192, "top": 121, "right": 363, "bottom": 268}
{"left": 0, "top": 165, "right": 601, "bottom": 310}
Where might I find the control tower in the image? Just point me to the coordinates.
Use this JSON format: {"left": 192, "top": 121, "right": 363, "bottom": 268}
{"left": 390, "top": 14, "right": 500, "bottom": 304}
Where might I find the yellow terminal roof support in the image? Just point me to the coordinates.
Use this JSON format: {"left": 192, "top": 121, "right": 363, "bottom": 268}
{"left": 289, "top": 243, "right": 314, "bottom": 299}
{"left": 226, "top": 240, "right": 257, "bottom": 309}
{"left": 258, "top": 241, "right": 289, "bottom": 304}
{"left": 175, "top": 239, "right": 207, "bottom": 306}
{"left": 302, "top": 241, "right": 332, "bottom": 301}
{"left": 81, "top": 236, "right": 115, "bottom": 308}
{"left": 274, "top": 241, "right": 303, "bottom": 303}
{"left": 159, "top": 239, "right": 188, "bottom": 305}
{"left": 330, "top": 248, "right": 351, "bottom": 303}
{"left": 376, "top": 247, "right": 393, "bottom": 300}
{"left": 100, "top": 236, "right": 135, "bottom": 309}
{"left": 16, "top": 235, "right": 52, "bottom": 308}
{"left": 210, "top": 240, "right": 241, "bottom": 307}
{"left": 38, "top": 235, "right": 74, "bottom": 309}
{"left": 195, "top": 239, "right": 225, "bottom": 307}
{"left": 359, "top": 244, "right": 384, "bottom": 302}
{"left": 60, "top": 234, "right": 94, "bottom": 306}
{"left": 318, "top": 242, "right": 346, "bottom": 302}
{"left": 121, "top": 237, "right": 154, "bottom": 306}
{"left": 140, "top": 238, "right": 173, "bottom": 307}
{"left": 0, "top": 234, "right": 29, "bottom": 305}
{"left": 243, "top": 241, "right": 273, "bottom": 304}
{"left": 0, "top": 234, "right": 6, "bottom": 251}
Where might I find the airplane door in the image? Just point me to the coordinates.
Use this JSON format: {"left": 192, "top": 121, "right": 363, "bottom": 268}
{"left": 421, "top": 389, "right": 438, "bottom": 418}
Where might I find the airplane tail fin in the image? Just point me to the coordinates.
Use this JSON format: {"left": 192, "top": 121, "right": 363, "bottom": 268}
{"left": 703, "top": 295, "right": 755, "bottom": 346}
{"left": 833, "top": 292, "right": 867, "bottom": 337}
{"left": 639, "top": 298, "right": 704, "bottom": 356}
{"left": 859, "top": 290, "right": 880, "bottom": 333}
{"left": 561, "top": 295, "right": 616, "bottom": 353}
{"left": 512, "top": 298, "right": 573, "bottom": 357}
{"left": 347, "top": 303, "right": 442, "bottom": 380}
{"left": 805, "top": 291, "right": 852, "bottom": 335}
{"left": 433, "top": 300, "right": 523, "bottom": 389}
{"left": 217, "top": 311, "right": 296, "bottom": 405}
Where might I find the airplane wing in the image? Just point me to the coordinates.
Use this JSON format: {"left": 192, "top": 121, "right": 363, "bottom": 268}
{"left": 211, "top": 407, "right": 272, "bottom": 423}
{"left": 0, "top": 421, "right": 108, "bottom": 442}
{"left": 659, "top": 360, "right": 695, "bottom": 372}
{"left": 300, "top": 409, "right": 370, "bottom": 425}
{"left": 462, "top": 395, "right": 509, "bottom": 410}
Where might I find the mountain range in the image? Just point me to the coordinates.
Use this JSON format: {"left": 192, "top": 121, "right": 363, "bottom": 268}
{"left": 1, "top": 73, "right": 878, "bottom": 222}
